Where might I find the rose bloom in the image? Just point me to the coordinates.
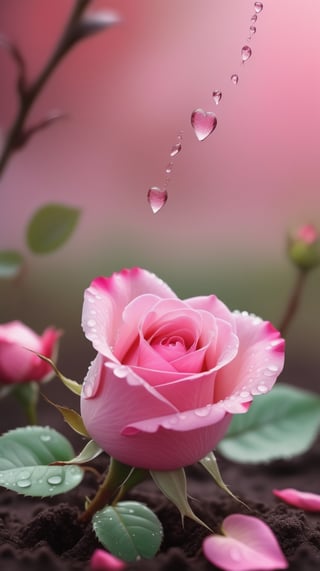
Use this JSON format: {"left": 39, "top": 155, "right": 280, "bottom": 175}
{"left": 0, "top": 321, "right": 60, "bottom": 384}
{"left": 81, "top": 268, "right": 285, "bottom": 470}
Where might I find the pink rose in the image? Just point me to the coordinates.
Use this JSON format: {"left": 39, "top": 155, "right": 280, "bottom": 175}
{"left": 80, "top": 268, "right": 285, "bottom": 470}
{"left": 0, "top": 321, "right": 60, "bottom": 384}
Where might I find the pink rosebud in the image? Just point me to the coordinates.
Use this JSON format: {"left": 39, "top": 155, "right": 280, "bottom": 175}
{"left": 203, "top": 514, "right": 288, "bottom": 571}
{"left": 90, "top": 549, "right": 126, "bottom": 570}
{"left": 287, "top": 223, "right": 320, "bottom": 271}
{"left": 273, "top": 488, "right": 320, "bottom": 512}
{"left": 0, "top": 321, "right": 60, "bottom": 384}
{"left": 80, "top": 268, "right": 285, "bottom": 471}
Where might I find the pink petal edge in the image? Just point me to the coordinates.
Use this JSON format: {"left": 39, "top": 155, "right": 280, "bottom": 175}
{"left": 90, "top": 549, "right": 126, "bottom": 570}
{"left": 273, "top": 488, "right": 320, "bottom": 512}
{"left": 203, "top": 514, "right": 288, "bottom": 571}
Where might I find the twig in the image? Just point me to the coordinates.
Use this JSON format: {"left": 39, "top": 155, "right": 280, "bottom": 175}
{"left": 0, "top": 0, "right": 92, "bottom": 178}
{"left": 278, "top": 270, "right": 307, "bottom": 337}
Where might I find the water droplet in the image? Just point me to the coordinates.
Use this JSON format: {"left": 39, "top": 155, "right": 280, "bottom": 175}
{"left": 170, "top": 143, "right": 182, "bottom": 157}
{"left": 231, "top": 74, "right": 239, "bottom": 85}
{"left": 147, "top": 186, "right": 168, "bottom": 214}
{"left": 87, "top": 319, "right": 96, "bottom": 327}
{"left": 17, "top": 479, "right": 32, "bottom": 488}
{"left": 251, "top": 14, "right": 258, "bottom": 22}
{"left": 47, "top": 475, "right": 63, "bottom": 485}
{"left": 241, "top": 45, "right": 252, "bottom": 63}
{"left": 40, "top": 434, "right": 51, "bottom": 442}
{"left": 165, "top": 161, "right": 174, "bottom": 174}
{"left": 191, "top": 108, "right": 217, "bottom": 141}
{"left": 240, "top": 390, "right": 250, "bottom": 398}
{"left": 254, "top": 1, "right": 263, "bottom": 13}
{"left": 212, "top": 90, "right": 222, "bottom": 105}
{"left": 194, "top": 405, "right": 211, "bottom": 417}
{"left": 249, "top": 25, "right": 256, "bottom": 35}
{"left": 19, "top": 470, "right": 31, "bottom": 479}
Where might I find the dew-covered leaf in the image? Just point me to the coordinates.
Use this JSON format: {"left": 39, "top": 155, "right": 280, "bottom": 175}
{"left": 93, "top": 501, "right": 163, "bottom": 562}
{"left": 0, "top": 250, "right": 24, "bottom": 279}
{"left": 26, "top": 203, "right": 81, "bottom": 254}
{"left": 0, "top": 426, "right": 83, "bottom": 496}
{"left": 218, "top": 384, "right": 320, "bottom": 463}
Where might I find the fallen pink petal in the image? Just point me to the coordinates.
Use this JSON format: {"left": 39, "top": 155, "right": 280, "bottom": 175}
{"left": 273, "top": 488, "right": 320, "bottom": 512}
{"left": 90, "top": 549, "right": 126, "bottom": 570}
{"left": 202, "top": 514, "right": 288, "bottom": 571}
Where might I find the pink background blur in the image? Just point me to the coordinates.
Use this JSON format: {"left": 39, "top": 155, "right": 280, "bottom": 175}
{"left": 0, "top": 1, "right": 319, "bottom": 423}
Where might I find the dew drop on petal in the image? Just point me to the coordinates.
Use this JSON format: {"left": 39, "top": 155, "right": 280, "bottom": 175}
{"left": 191, "top": 108, "right": 217, "bottom": 141}
{"left": 47, "top": 475, "right": 63, "bottom": 485}
{"left": 170, "top": 142, "right": 182, "bottom": 157}
{"left": 231, "top": 73, "right": 239, "bottom": 85}
{"left": 254, "top": 1, "right": 263, "bottom": 13}
{"left": 241, "top": 45, "right": 252, "bottom": 62}
{"left": 212, "top": 90, "right": 222, "bottom": 105}
{"left": 147, "top": 186, "right": 168, "bottom": 214}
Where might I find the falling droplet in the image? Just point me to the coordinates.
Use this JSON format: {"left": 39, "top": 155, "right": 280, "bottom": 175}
{"left": 170, "top": 142, "right": 182, "bottom": 157}
{"left": 147, "top": 186, "right": 168, "bottom": 214}
{"left": 254, "top": 1, "right": 263, "bottom": 13}
{"left": 231, "top": 74, "right": 239, "bottom": 85}
{"left": 212, "top": 90, "right": 222, "bottom": 105}
{"left": 251, "top": 14, "right": 258, "bottom": 22}
{"left": 191, "top": 108, "right": 217, "bottom": 141}
{"left": 249, "top": 25, "right": 256, "bottom": 35}
{"left": 47, "top": 475, "right": 63, "bottom": 485}
{"left": 165, "top": 161, "right": 174, "bottom": 174}
{"left": 241, "top": 45, "right": 252, "bottom": 62}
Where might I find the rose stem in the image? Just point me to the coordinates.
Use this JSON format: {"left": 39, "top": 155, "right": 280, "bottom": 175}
{"left": 278, "top": 269, "right": 308, "bottom": 337}
{"left": 0, "top": 0, "right": 91, "bottom": 179}
{"left": 78, "top": 458, "right": 133, "bottom": 523}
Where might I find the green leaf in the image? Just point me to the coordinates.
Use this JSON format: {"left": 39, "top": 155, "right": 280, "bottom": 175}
{"left": 26, "top": 203, "right": 81, "bottom": 254}
{"left": 93, "top": 501, "right": 163, "bottom": 562}
{"left": 218, "top": 383, "right": 320, "bottom": 463}
{"left": 0, "top": 250, "right": 24, "bottom": 279}
{"left": 0, "top": 426, "right": 83, "bottom": 496}
{"left": 150, "top": 468, "right": 211, "bottom": 530}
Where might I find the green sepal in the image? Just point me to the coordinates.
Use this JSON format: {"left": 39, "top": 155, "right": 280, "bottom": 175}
{"left": 36, "top": 353, "right": 82, "bottom": 395}
{"left": 199, "top": 451, "right": 247, "bottom": 507}
{"left": 42, "top": 393, "right": 89, "bottom": 436}
{"left": 53, "top": 439, "right": 103, "bottom": 465}
{"left": 150, "top": 467, "right": 211, "bottom": 530}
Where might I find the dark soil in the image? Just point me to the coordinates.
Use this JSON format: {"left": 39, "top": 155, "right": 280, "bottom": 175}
{"left": 1, "top": 392, "right": 320, "bottom": 570}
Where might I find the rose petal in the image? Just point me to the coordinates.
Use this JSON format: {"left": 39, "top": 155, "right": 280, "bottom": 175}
{"left": 214, "top": 313, "right": 285, "bottom": 402}
{"left": 90, "top": 548, "right": 126, "bottom": 570}
{"left": 273, "top": 488, "right": 320, "bottom": 512}
{"left": 203, "top": 514, "right": 288, "bottom": 571}
{"left": 82, "top": 268, "right": 177, "bottom": 359}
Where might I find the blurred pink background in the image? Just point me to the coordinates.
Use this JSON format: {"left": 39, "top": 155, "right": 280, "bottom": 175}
{"left": 0, "top": 1, "right": 319, "bottom": 425}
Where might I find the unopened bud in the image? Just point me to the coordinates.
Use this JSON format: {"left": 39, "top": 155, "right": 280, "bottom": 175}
{"left": 288, "top": 224, "right": 320, "bottom": 271}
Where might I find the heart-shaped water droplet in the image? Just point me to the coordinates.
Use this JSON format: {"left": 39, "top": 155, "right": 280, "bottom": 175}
{"left": 241, "top": 45, "right": 252, "bottom": 63}
{"left": 191, "top": 108, "right": 217, "bottom": 141}
{"left": 212, "top": 90, "right": 222, "bottom": 105}
{"left": 231, "top": 73, "right": 239, "bottom": 85}
{"left": 254, "top": 1, "right": 263, "bottom": 13}
{"left": 147, "top": 186, "right": 168, "bottom": 214}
